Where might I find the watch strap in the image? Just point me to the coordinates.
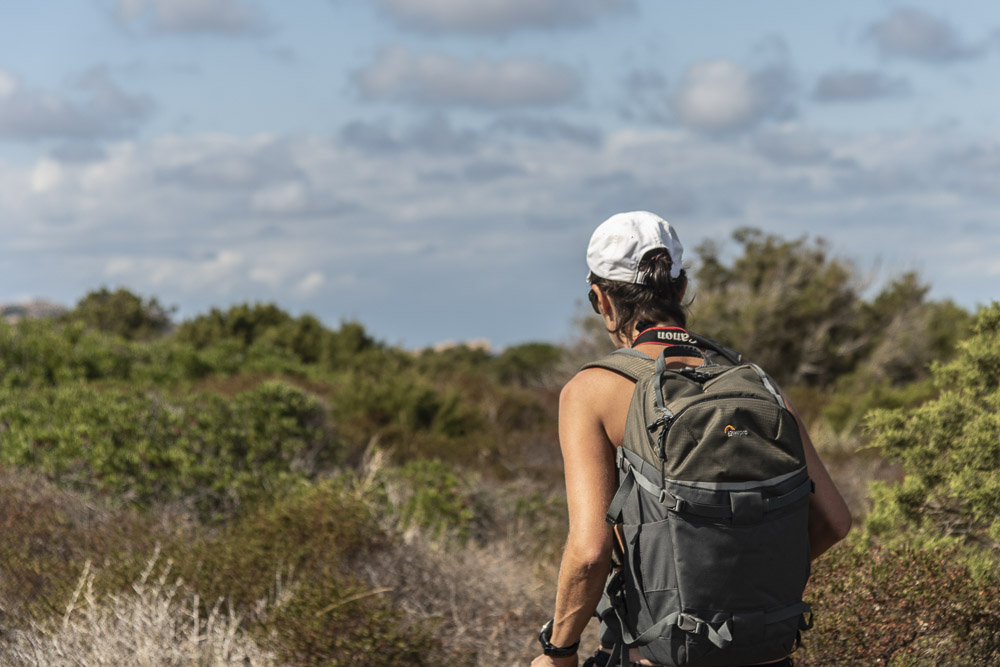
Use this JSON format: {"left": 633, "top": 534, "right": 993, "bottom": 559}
{"left": 538, "top": 619, "right": 580, "bottom": 657}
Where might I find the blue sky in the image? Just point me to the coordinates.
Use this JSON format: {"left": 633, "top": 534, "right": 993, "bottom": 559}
{"left": 1, "top": 1, "right": 998, "bottom": 348}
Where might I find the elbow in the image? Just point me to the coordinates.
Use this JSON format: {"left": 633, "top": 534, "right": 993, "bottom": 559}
{"left": 833, "top": 512, "right": 853, "bottom": 542}
{"left": 576, "top": 549, "right": 611, "bottom": 574}
{"left": 566, "top": 533, "right": 612, "bottom": 573}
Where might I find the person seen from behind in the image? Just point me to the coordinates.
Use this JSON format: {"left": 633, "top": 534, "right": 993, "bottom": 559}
{"left": 531, "top": 212, "right": 852, "bottom": 667}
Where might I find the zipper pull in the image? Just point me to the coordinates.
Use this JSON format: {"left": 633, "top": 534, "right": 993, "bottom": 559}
{"left": 656, "top": 427, "right": 669, "bottom": 461}
{"left": 646, "top": 411, "right": 674, "bottom": 433}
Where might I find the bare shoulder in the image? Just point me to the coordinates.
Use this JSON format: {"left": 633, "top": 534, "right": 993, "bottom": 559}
{"left": 560, "top": 366, "right": 635, "bottom": 449}
{"left": 560, "top": 366, "right": 635, "bottom": 405}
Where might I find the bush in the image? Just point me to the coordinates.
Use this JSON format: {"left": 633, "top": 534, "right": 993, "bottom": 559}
{"left": 865, "top": 302, "right": 1000, "bottom": 549}
{"left": 172, "top": 479, "right": 448, "bottom": 666}
{"left": 803, "top": 537, "right": 1000, "bottom": 664}
{"left": 688, "top": 231, "right": 968, "bottom": 390}
{"left": 62, "top": 287, "right": 174, "bottom": 341}
{"left": 329, "top": 368, "right": 482, "bottom": 465}
{"left": 0, "top": 469, "right": 160, "bottom": 627}
{"left": 373, "top": 459, "right": 482, "bottom": 540}
{"left": 0, "top": 380, "right": 339, "bottom": 519}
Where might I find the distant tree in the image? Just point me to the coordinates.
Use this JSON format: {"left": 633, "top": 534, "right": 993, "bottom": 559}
{"left": 854, "top": 272, "right": 971, "bottom": 387}
{"left": 63, "top": 287, "right": 173, "bottom": 341}
{"left": 175, "top": 304, "right": 380, "bottom": 368}
{"left": 688, "top": 229, "right": 969, "bottom": 390}
{"left": 175, "top": 303, "right": 293, "bottom": 349}
{"left": 323, "top": 320, "right": 377, "bottom": 367}
{"left": 491, "top": 343, "right": 563, "bottom": 386}
{"left": 689, "top": 229, "right": 864, "bottom": 387}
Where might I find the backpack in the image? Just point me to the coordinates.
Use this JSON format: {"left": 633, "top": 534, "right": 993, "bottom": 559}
{"left": 582, "top": 333, "right": 813, "bottom": 667}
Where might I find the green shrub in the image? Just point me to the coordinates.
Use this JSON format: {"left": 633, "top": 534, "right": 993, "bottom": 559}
{"left": 0, "top": 469, "right": 160, "bottom": 626}
{"left": 172, "top": 479, "right": 449, "bottom": 666}
{"left": 374, "top": 459, "right": 482, "bottom": 540}
{"left": 329, "top": 368, "right": 482, "bottom": 465}
{"left": 266, "top": 577, "right": 439, "bottom": 666}
{"left": 0, "top": 380, "right": 339, "bottom": 519}
{"left": 803, "top": 537, "right": 1000, "bottom": 664}
{"left": 865, "top": 302, "right": 1000, "bottom": 549}
{"left": 61, "top": 287, "right": 173, "bottom": 341}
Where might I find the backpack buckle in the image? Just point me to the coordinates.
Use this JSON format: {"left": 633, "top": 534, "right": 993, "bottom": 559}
{"left": 676, "top": 614, "right": 702, "bottom": 633}
{"left": 658, "top": 489, "right": 678, "bottom": 509}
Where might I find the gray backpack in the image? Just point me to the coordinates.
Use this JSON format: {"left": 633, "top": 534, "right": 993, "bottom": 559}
{"left": 583, "top": 335, "right": 813, "bottom": 667}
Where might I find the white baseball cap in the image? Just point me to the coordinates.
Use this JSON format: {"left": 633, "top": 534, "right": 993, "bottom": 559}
{"left": 586, "top": 211, "right": 684, "bottom": 283}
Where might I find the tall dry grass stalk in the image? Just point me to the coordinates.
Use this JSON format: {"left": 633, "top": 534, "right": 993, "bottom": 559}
{"left": 0, "top": 553, "right": 276, "bottom": 666}
{"left": 359, "top": 529, "right": 549, "bottom": 665}
{"left": 356, "top": 446, "right": 603, "bottom": 665}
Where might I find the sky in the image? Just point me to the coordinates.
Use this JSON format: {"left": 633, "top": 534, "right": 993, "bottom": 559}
{"left": 1, "top": 1, "right": 998, "bottom": 349}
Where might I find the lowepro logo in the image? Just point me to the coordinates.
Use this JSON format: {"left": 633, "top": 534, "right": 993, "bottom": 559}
{"left": 724, "top": 425, "right": 749, "bottom": 437}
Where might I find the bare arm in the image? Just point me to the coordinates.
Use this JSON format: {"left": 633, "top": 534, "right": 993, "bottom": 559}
{"left": 531, "top": 371, "right": 619, "bottom": 667}
{"left": 782, "top": 391, "right": 853, "bottom": 558}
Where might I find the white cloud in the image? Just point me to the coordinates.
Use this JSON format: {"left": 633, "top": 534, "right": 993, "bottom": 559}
{"left": 2, "top": 121, "right": 998, "bottom": 345}
{"left": 251, "top": 181, "right": 308, "bottom": 215}
{"left": 0, "top": 67, "right": 152, "bottom": 142}
{"left": 371, "top": 0, "right": 633, "bottom": 34}
{"left": 31, "top": 159, "right": 64, "bottom": 193}
{"left": 671, "top": 60, "right": 793, "bottom": 134}
{"left": 867, "top": 8, "right": 986, "bottom": 63}
{"left": 813, "top": 70, "right": 910, "bottom": 102}
{"left": 113, "top": 0, "right": 268, "bottom": 36}
{"left": 295, "top": 271, "right": 325, "bottom": 295}
{"left": 0, "top": 69, "right": 17, "bottom": 98}
{"left": 355, "top": 48, "right": 580, "bottom": 108}
{"left": 105, "top": 250, "right": 245, "bottom": 292}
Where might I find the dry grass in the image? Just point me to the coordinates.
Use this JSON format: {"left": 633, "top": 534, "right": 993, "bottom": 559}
{"left": 353, "top": 447, "right": 570, "bottom": 664}
{"left": 358, "top": 528, "right": 555, "bottom": 665}
{"left": 0, "top": 553, "right": 276, "bottom": 666}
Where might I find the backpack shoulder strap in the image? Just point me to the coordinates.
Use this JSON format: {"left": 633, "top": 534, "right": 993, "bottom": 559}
{"left": 580, "top": 348, "right": 655, "bottom": 382}
{"left": 685, "top": 331, "right": 743, "bottom": 366}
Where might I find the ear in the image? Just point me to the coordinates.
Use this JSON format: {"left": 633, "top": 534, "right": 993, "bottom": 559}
{"left": 591, "top": 284, "right": 622, "bottom": 330}
{"left": 590, "top": 284, "right": 613, "bottom": 318}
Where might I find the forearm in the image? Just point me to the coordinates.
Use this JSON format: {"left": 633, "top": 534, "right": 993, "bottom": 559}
{"left": 549, "top": 537, "right": 612, "bottom": 648}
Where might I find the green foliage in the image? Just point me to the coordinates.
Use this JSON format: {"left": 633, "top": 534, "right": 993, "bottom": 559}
{"left": 865, "top": 302, "right": 1000, "bottom": 549}
{"left": 0, "top": 380, "right": 339, "bottom": 519}
{"left": 330, "top": 367, "right": 482, "bottom": 464}
{"left": 0, "top": 470, "right": 159, "bottom": 626}
{"left": 62, "top": 287, "right": 173, "bottom": 341}
{"left": 689, "top": 231, "right": 968, "bottom": 391}
{"left": 375, "top": 459, "right": 480, "bottom": 539}
{"left": 175, "top": 303, "right": 379, "bottom": 370}
{"left": 173, "top": 479, "right": 448, "bottom": 666}
{"left": 821, "top": 377, "right": 938, "bottom": 434}
{"left": 491, "top": 343, "right": 563, "bottom": 385}
{"left": 804, "top": 537, "right": 1000, "bottom": 664}
{"left": 690, "top": 229, "right": 862, "bottom": 387}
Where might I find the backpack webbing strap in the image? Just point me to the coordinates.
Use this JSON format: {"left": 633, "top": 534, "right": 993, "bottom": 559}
{"left": 606, "top": 448, "right": 664, "bottom": 524}
{"left": 607, "top": 570, "right": 812, "bottom": 654}
{"left": 685, "top": 332, "right": 742, "bottom": 366}
{"left": 580, "top": 348, "right": 655, "bottom": 382}
{"left": 607, "top": 587, "right": 733, "bottom": 650}
{"left": 608, "top": 449, "right": 814, "bottom": 524}
{"left": 748, "top": 362, "right": 784, "bottom": 405}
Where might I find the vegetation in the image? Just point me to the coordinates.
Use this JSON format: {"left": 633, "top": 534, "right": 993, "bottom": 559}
{"left": 0, "top": 233, "right": 995, "bottom": 664}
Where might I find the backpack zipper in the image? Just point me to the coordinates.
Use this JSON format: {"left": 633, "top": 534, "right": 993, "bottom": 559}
{"left": 646, "top": 393, "right": 784, "bottom": 462}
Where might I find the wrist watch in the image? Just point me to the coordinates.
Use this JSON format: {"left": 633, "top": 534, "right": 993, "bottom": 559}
{"left": 538, "top": 619, "right": 580, "bottom": 657}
